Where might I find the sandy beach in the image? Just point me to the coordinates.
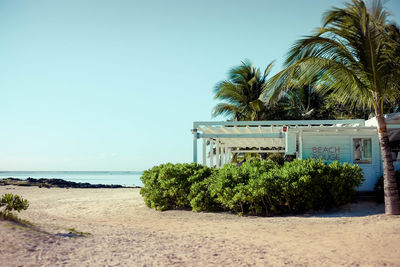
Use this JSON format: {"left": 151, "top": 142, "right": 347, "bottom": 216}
{"left": 0, "top": 186, "right": 399, "bottom": 266}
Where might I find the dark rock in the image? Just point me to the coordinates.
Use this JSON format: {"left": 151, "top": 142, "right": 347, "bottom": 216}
{"left": 0, "top": 177, "right": 130, "bottom": 189}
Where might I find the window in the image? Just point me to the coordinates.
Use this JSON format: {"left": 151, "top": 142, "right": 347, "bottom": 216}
{"left": 353, "top": 138, "right": 372, "bottom": 164}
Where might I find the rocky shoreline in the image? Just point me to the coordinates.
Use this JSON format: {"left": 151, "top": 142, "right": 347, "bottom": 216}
{"left": 0, "top": 178, "right": 140, "bottom": 188}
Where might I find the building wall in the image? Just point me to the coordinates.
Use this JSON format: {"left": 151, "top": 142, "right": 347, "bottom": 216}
{"left": 302, "top": 134, "right": 352, "bottom": 163}
{"left": 301, "top": 131, "right": 381, "bottom": 191}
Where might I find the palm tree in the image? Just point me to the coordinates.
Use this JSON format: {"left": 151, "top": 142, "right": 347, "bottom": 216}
{"left": 212, "top": 61, "right": 273, "bottom": 121}
{"left": 263, "top": 0, "right": 400, "bottom": 214}
{"left": 283, "top": 84, "right": 334, "bottom": 120}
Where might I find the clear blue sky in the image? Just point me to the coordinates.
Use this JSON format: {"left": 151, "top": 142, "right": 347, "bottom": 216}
{"left": 1, "top": 0, "right": 399, "bottom": 171}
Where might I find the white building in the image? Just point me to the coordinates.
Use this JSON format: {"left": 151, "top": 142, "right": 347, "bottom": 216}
{"left": 192, "top": 113, "right": 400, "bottom": 191}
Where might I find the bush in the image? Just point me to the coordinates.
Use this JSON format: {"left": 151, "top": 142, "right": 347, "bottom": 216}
{"left": 140, "top": 159, "right": 364, "bottom": 215}
{"left": 140, "top": 163, "right": 214, "bottom": 211}
{"left": 374, "top": 170, "right": 400, "bottom": 203}
{"left": 267, "top": 153, "right": 285, "bottom": 165}
{"left": 261, "top": 159, "right": 363, "bottom": 213}
{"left": 325, "top": 161, "right": 365, "bottom": 206}
{"left": 188, "top": 175, "right": 220, "bottom": 212}
{"left": 0, "top": 193, "right": 29, "bottom": 215}
{"left": 188, "top": 166, "right": 219, "bottom": 212}
{"left": 208, "top": 159, "right": 277, "bottom": 215}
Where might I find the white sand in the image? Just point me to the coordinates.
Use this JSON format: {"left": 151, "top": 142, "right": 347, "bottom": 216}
{"left": 0, "top": 186, "right": 399, "bottom": 266}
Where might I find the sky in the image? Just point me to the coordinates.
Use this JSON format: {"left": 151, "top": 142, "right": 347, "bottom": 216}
{"left": 0, "top": 0, "right": 399, "bottom": 171}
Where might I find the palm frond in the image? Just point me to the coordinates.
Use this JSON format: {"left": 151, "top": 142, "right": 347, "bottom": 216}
{"left": 213, "top": 60, "right": 274, "bottom": 121}
{"left": 265, "top": 0, "right": 399, "bottom": 115}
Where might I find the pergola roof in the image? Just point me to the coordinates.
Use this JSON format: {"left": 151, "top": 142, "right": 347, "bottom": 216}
{"left": 193, "top": 119, "right": 367, "bottom": 148}
{"left": 192, "top": 115, "right": 400, "bottom": 167}
{"left": 198, "top": 125, "right": 285, "bottom": 147}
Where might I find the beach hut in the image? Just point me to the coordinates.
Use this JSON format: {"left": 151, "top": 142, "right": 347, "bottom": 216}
{"left": 192, "top": 113, "right": 400, "bottom": 191}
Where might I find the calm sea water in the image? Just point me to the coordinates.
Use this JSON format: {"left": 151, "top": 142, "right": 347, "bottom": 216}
{"left": 0, "top": 171, "right": 144, "bottom": 187}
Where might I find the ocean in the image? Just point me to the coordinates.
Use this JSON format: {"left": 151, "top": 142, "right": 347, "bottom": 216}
{"left": 0, "top": 171, "right": 144, "bottom": 187}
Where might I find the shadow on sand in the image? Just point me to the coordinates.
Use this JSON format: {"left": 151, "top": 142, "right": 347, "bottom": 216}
{"left": 301, "top": 200, "right": 385, "bottom": 218}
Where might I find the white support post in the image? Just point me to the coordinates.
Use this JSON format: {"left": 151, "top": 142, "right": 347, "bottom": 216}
{"left": 202, "top": 138, "right": 207, "bottom": 166}
{"left": 216, "top": 140, "right": 220, "bottom": 168}
{"left": 210, "top": 139, "right": 214, "bottom": 167}
{"left": 299, "top": 130, "right": 303, "bottom": 159}
{"left": 193, "top": 129, "right": 198, "bottom": 163}
{"left": 221, "top": 147, "right": 225, "bottom": 166}
{"left": 224, "top": 147, "right": 227, "bottom": 165}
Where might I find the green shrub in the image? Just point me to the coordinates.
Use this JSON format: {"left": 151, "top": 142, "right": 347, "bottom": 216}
{"left": 267, "top": 152, "right": 285, "bottom": 165}
{"left": 208, "top": 159, "right": 277, "bottom": 215}
{"left": 0, "top": 193, "right": 29, "bottom": 215}
{"left": 187, "top": 166, "right": 220, "bottom": 212}
{"left": 208, "top": 163, "right": 247, "bottom": 214}
{"left": 374, "top": 170, "right": 400, "bottom": 203}
{"left": 140, "top": 159, "right": 364, "bottom": 215}
{"left": 256, "top": 159, "right": 364, "bottom": 214}
{"left": 140, "top": 163, "right": 214, "bottom": 211}
{"left": 325, "top": 161, "right": 365, "bottom": 206}
{"left": 189, "top": 175, "right": 220, "bottom": 212}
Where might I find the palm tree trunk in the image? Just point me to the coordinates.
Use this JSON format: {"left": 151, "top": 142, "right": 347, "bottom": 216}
{"left": 376, "top": 113, "right": 400, "bottom": 215}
